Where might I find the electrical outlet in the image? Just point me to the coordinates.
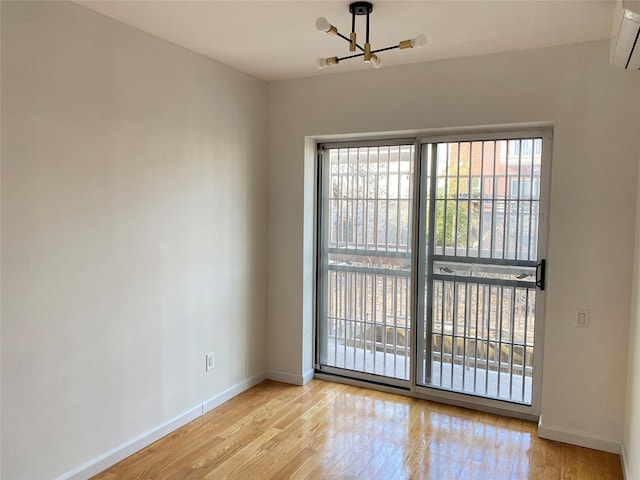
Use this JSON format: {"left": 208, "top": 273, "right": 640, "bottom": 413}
{"left": 205, "top": 352, "right": 215, "bottom": 371}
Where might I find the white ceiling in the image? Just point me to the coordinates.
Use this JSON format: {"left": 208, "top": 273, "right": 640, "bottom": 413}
{"left": 75, "top": 0, "right": 616, "bottom": 82}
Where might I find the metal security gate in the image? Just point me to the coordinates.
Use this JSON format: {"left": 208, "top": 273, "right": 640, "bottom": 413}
{"left": 415, "top": 134, "right": 548, "bottom": 409}
{"left": 317, "top": 130, "right": 550, "bottom": 414}
{"left": 316, "top": 141, "right": 415, "bottom": 387}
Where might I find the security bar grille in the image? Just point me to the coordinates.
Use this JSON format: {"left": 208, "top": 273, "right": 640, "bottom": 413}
{"left": 318, "top": 143, "right": 415, "bottom": 382}
{"left": 316, "top": 132, "right": 548, "bottom": 411}
{"left": 418, "top": 138, "right": 542, "bottom": 405}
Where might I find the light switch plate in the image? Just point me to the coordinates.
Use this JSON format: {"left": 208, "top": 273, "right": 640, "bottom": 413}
{"left": 576, "top": 308, "right": 589, "bottom": 328}
{"left": 206, "top": 352, "right": 215, "bottom": 371}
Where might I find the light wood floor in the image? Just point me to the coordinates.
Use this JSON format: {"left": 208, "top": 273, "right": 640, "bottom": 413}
{"left": 92, "top": 379, "right": 623, "bottom": 479}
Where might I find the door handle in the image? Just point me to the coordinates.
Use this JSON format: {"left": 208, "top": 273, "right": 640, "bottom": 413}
{"left": 536, "top": 259, "right": 546, "bottom": 291}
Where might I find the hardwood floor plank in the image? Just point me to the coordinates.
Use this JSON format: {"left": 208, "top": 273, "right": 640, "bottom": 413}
{"left": 92, "top": 379, "right": 623, "bottom": 480}
{"left": 268, "top": 446, "right": 317, "bottom": 479}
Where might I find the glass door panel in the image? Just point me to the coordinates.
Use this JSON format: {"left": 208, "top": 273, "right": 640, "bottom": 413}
{"left": 317, "top": 143, "right": 415, "bottom": 384}
{"left": 417, "top": 138, "right": 544, "bottom": 405}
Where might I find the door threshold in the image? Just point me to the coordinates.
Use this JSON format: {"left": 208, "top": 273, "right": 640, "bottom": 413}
{"left": 314, "top": 370, "right": 539, "bottom": 422}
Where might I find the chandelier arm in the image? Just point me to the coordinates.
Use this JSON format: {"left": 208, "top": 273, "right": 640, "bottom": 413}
{"left": 335, "top": 31, "right": 366, "bottom": 53}
{"left": 370, "top": 45, "right": 401, "bottom": 54}
{"left": 366, "top": 11, "right": 370, "bottom": 43}
{"left": 337, "top": 52, "right": 365, "bottom": 62}
{"left": 333, "top": 45, "right": 398, "bottom": 64}
{"left": 335, "top": 31, "right": 350, "bottom": 42}
{"left": 350, "top": 11, "right": 357, "bottom": 51}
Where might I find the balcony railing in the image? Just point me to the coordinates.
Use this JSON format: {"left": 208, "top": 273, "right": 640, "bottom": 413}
{"left": 324, "top": 266, "right": 533, "bottom": 404}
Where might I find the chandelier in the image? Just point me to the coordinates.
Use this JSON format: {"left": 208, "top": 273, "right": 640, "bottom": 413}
{"left": 316, "top": 1, "right": 427, "bottom": 69}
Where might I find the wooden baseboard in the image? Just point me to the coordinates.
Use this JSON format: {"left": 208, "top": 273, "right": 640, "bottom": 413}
{"left": 203, "top": 372, "right": 267, "bottom": 414}
{"left": 266, "top": 368, "right": 314, "bottom": 386}
{"left": 537, "top": 419, "right": 621, "bottom": 454}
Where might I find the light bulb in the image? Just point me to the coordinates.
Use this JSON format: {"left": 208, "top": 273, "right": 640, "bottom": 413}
{"left": 411, "top": 34, "right": 428, "bottom": 49}
{"left": 371, "top": 54, "right": 382, "bottom": 69}
{"left": 315, "top": 17, "right": 331, "bottom": 32}
{"left": 316, "top": 57, "right": 328, "bottom": 70}
{"left": 316, "top": 17, "right": 337, "bottom": 35}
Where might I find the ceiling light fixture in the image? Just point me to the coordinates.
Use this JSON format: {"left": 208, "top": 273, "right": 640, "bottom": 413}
{"left": 316, "top": 1, "right": 427, "bottom": 70}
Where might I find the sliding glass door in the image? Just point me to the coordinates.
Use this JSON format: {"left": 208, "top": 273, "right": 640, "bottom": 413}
{"left": 316, "top": 130, "right": 550, "bottom": 413}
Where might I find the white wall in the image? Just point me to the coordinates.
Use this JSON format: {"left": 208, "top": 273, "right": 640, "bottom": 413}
{"left": 1, "top": 2, "right": 268, "bottom": 479}
{"left": 623, "top": 89, "right": 640, "bottom": 478}
{"left": 1, "top": 2, "right": 3, "bottom": 478}
{"left": 267, "top": 41, "right": 640, "bottom": 450}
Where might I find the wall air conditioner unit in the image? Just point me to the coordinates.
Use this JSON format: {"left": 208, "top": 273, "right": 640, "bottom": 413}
{"left": 611, "top": 0, "right": 640, "bottom": 69}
